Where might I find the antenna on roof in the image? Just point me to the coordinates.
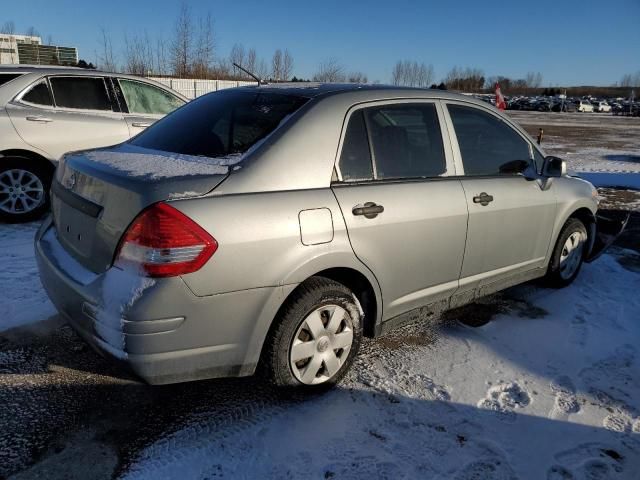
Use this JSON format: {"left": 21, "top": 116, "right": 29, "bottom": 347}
{"left": 232, "top": 62, "right": 263, "bottom": 86}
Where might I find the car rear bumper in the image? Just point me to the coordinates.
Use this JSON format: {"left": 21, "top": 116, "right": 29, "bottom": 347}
{"left": 35, "top": 216, "right": 295, "bottom": 384}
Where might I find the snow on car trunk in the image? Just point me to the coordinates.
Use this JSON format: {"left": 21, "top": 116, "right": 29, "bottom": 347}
{"left": 51, "top": 144, "right": 234, "bottom": 274}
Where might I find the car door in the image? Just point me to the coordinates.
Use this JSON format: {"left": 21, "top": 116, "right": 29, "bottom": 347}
{"left": 115, "top": 78, "right": 185, "bottom": 138}
{"left": 442, "top": 102, "right": 557, "bottom": 296}
{"left": 6, "top": 75, "right": 129, "bottom": 160}
{"left": 332, "top": 100, "right": 468, "bottom": 322}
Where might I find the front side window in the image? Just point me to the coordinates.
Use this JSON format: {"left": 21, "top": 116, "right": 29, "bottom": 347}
{"left": 119, "top": 79, "right": 184, "bottom": 115}
{"left": 448, "top": 104, "right": 531, "bottom": 176}
{"left": 131, "top": 90, "right": 308, "bottom": 158}
{"left": 365, "top": 103, "right": 446, "bottom": 179}
{"left": 49, "top": 77, "right": 112, "bottom": 111}
{"left": 21, "top": 81, "right": 53, "bottom": 107}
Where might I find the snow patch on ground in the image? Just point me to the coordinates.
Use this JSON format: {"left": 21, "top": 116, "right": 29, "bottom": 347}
{"left": 0, "top": 223, "right": 55, "bottom": 332}
{"left": 122, "top": 256, "right": 640, "bottom": 480}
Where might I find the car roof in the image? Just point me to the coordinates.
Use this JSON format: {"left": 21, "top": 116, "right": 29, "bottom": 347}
{"left": 0, "top": 66, "right": 188, "bottom": 102}
{"left": 239, "top": 82, "right": 481, "bottom": 104}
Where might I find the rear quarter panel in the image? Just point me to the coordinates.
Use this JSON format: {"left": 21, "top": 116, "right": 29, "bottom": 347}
{"left": 172, "top": 188, "right": 381, "bottom": 303}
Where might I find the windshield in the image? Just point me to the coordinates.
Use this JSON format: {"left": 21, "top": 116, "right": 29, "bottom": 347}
{"left": 131, "top": 90, "right": 308, "bottom": 158}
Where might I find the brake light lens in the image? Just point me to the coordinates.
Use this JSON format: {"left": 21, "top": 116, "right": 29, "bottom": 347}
{"left": 115, "top": 202, "right": 217, "bottom": 277}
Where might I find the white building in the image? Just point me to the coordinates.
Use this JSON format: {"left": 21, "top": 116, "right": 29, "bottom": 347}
{"left": 0, "top": 34, "right": 77, "bottom": 66}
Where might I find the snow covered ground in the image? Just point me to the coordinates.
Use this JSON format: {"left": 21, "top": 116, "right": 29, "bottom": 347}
{"left": 0, "top": 223, "right": 55, "bottom": 332}
{"left": 121, "top": 253, "right": 640, "bottom": 480}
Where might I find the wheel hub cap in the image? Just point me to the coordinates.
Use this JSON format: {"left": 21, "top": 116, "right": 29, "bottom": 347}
{"left": 316, "top": 337, "right": 330, "bottom": 353}
{"left": 289, "top": 304, "right": 354, "bottom": 385}
{"left": 0, "top": 169, "right": 45, "bottom": 215}
{"left": 559, "top": 231, "right": 585, "bottom": 280}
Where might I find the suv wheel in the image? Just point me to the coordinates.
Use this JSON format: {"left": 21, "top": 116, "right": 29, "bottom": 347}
{"left": 0, "top": 159, "right": 52, "bottom": 223}
{"left": 543, "top": 218, "right": 588, "bottom": 288}
{"left": 262, "top": 277, "right": 363, "bottom": 389}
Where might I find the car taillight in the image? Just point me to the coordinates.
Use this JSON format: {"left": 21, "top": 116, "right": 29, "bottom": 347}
{"left": 115, "top": 202, "right": 217, "bottom": 277}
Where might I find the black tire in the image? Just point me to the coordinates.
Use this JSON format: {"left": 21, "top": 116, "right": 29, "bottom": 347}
{"left": 261, "top": 276, "right": 363, "bottom": 390}
{"left": 0, "top": 158, "right": 52, "bottom": 223}
{"left": 543, "top": 218, "right": 588, "bottom": 288}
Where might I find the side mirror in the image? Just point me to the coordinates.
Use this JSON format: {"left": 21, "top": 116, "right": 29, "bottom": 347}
{"left": 542, "top": 156, "right": 567, "bottom": 177}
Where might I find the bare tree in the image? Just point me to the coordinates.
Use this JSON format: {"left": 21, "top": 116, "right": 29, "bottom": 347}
{"left": 620, "top": 71, "right": 640, "bottom": 87}
{"left": 123, "top": 31, "right": 154, "bottom": 76}
{"left": 347, "top": 71, "right": 368, "bottom": 83}
{"left": 282, "top": 49, "right": 294, "bottom": 81}
{"left": 444, "top": 66, "right": 485, "bottom": 91}
{"left": 246, "top": 48, "right": 257, "bottom": 73}
{"left": 155, "top": 37, "right": 168, "bottom": 76}
{"left": 525, "top": 71, "right": 543, "bottom": 89}
{"left": 192, "top": 12, "right": 215, "bottom": 78}
{"left": 313, "top": 58, "right": 345, "bottom": 82}
{"left": 99, "top": 27, "right": 117, "bottom": 72}
{"left": 271, "top": 49, "right": 283, "bottom": 81}
{"left": 171, "top": 2, "right": 193, "bottom": 77}
{"left": 25, "top": 26, "right": 40, "bottom": 38}
{"left": 229, "top": 43, "right": 246, "bottom": 66}
{"left": 391, "top": 60, "right": 434, "bottom": 87}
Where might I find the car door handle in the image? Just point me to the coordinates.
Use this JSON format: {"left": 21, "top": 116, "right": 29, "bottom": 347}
{"left": 26, "top": 115, "right": 53, "bottom": 123}
{"left": 352, "top": 202, "right": 384, "bottom": 219}
{"left": 131, "top": 122, "right": 152, "bottom": 128}
{"left": 473, "top": 192, "right": 494, "bottom": 206}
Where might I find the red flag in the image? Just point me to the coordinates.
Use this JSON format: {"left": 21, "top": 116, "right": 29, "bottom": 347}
{"left": 495, "top": 83, "right": 506, "bottom": 110}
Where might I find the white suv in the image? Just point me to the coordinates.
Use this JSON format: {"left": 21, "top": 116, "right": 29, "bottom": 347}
{"left": 576, "top": 100, "right": 594, "bottom": 112}
{"left": 0, "top": 65, "right": 186, "bottom": 222}
{"left": 593, "top": 101, "right": 612, "bottom": 113}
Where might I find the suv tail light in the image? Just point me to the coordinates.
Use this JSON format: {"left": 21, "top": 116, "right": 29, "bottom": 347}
{"left": 115, "top": 203, "right": 217, "bottom": 277}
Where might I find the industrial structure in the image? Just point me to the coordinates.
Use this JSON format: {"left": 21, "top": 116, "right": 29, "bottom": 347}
{"left": 0, "top": 34, "right": 78, "bottom": 66}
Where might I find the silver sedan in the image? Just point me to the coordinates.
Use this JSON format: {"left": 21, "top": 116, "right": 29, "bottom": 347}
{"left": 35, "top": 84, "right": 625, "bottom": 389}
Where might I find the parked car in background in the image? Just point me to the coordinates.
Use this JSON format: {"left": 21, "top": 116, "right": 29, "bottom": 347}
{"left": 0, "top": 65, "right": 187, "bottom": 222}
{"left": 551, "top": 100, "right": 576, "bottom": 112}
{"left": 575, "top": 99, "right": 594, "bottom": 112}
{"left": 36, "top": 84, "right": 623, "bottom": 389}
{"left": 593, "top": 101, "right": 612, "bottom": 113}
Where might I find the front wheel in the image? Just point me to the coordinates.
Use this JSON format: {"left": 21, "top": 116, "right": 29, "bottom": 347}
{"left": 543, "top": 218, "right": 588, "bottom": 288}
{"left": 262, "top": 277, "right": 363, "bottom": 389}
{"left": 0, "top": 159, "right": 52, "bottom": 223}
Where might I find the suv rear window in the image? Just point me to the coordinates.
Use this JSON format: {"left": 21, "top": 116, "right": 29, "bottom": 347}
{"left": 22, "top": 81, "right": 53, "bottom": 106}
{"left": 0, "top": 73, "right": 23, "bottom": 87}
{"left": 131, "top": 90, "right": 308, "bottom": 158}
{"left": 49, "top": 77, "right": 112, "bottom": 111}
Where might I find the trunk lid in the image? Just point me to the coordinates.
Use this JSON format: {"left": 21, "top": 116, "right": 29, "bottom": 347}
{"left": 51, "top": 143, "right": 238, "bottom": 273}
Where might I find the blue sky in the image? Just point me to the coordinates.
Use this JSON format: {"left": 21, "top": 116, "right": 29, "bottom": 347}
{"left": 4, "top": 0, "right": 639, "bottom": 85}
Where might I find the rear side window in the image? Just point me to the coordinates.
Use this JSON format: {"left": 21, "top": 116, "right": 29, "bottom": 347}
{"left": 339, "top": 110, "right": 373, "bottom": 181}
{"left": 49, "top": 77, "right": 112, "bottom": 111}
{"left": 119, "top": 79, "right": 184, "bottom": 115}
{"left": 448, "top": 104, "right": 531, "bottom": 176}
{"left": 21, "top": 81, "right": 53, "bottom": 106}
{"left": 0, "top": 73, "right": 23, "bottom": 86}
{"left": 365, "top": 104, "right": 446, "bottom": 179}
{"left": 131, "top": 90, "right": 308, "bottom": 158}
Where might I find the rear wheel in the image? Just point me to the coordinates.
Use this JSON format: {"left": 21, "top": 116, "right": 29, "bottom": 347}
{"left": 0, "top": 158, "right": 52, "bottom": 223}
{"left": 543, "top": 218, "right": 588, "bottom": 288}
{"left": 262, "top": 277, "right": 363, "bottom": 389}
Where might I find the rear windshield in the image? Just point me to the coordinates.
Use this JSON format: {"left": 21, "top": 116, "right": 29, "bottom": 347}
{"left": 131, "top": 90, "right": 308, "bottom": 158}
{"left": 0, "top": 73, "right": 24, "bottom": 87}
